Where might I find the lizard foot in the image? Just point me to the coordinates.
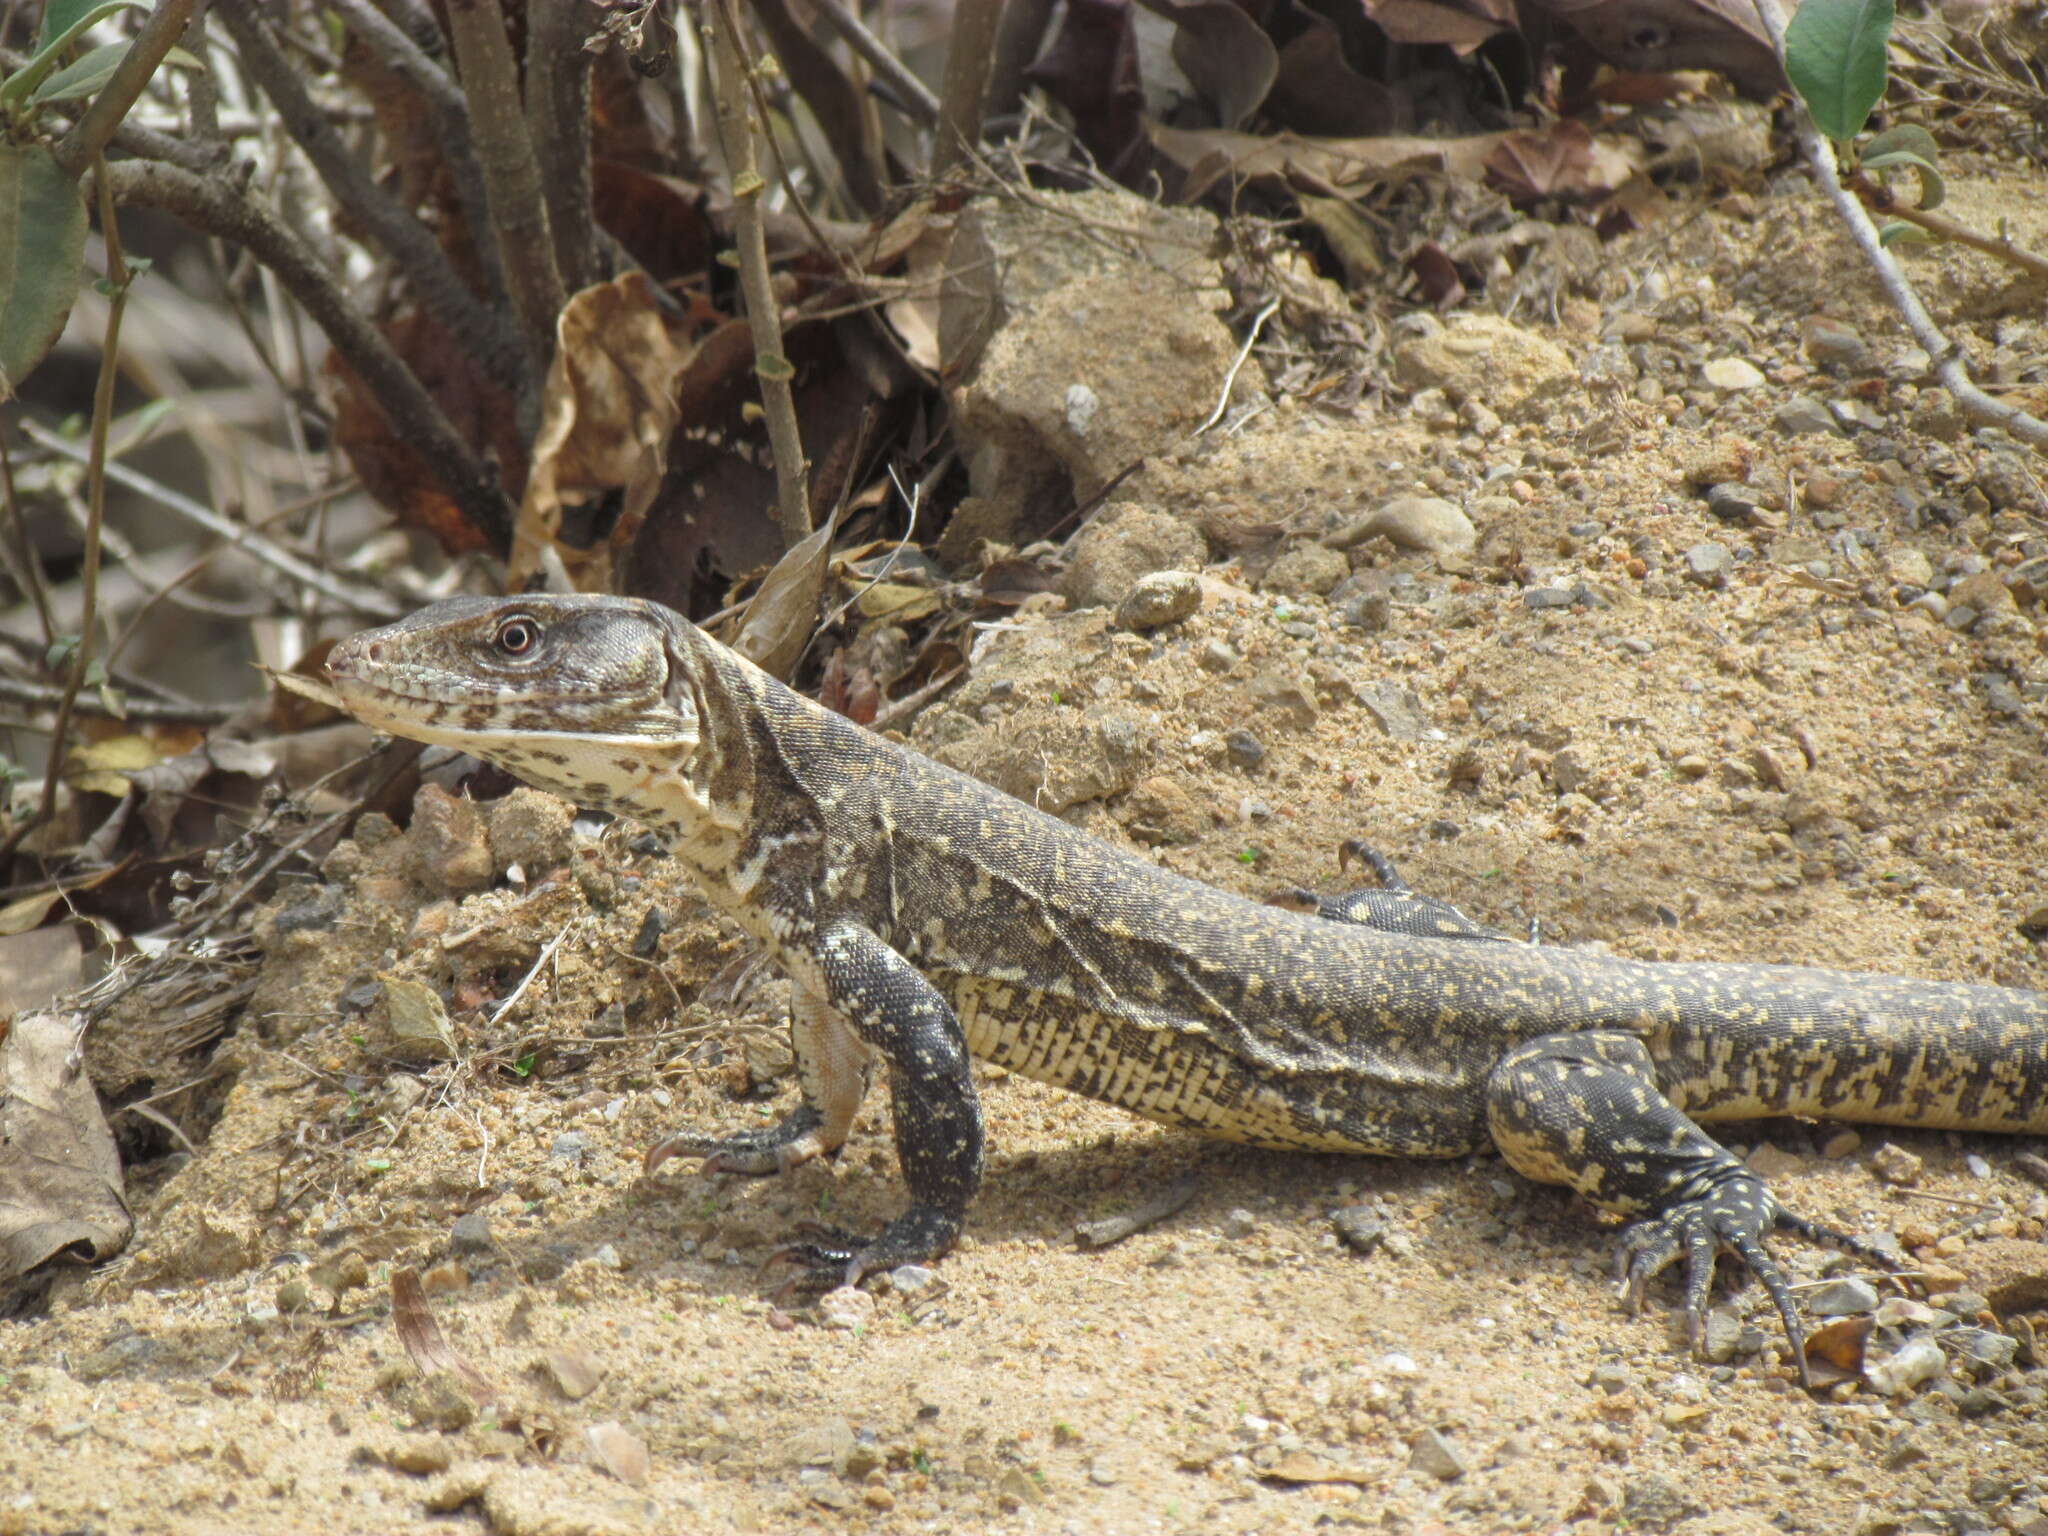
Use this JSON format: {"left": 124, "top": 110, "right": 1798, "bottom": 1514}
{"left": 1613, "top": 1175, "right": 1899, "bottom": 1391}
{"left": 761, "top": 1206, "right": 964, "bottom": 1292}
{"left": 643, "top": 1105, "right": 835, "bottom": 1178}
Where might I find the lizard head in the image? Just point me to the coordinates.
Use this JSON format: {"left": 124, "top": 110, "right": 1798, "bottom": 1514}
{"left": 328, "top": 594, "right": 703, "bottom": 814}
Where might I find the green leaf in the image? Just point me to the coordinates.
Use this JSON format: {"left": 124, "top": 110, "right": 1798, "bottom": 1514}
{"left": 1877, "top": 219, "right": 1937, "bottom": 247}
{"left": 1, "top": 1, "right": 148, "bottom": 108}
{"left": 1784, "top": 0, "right": 1895, "bottom": 142}
{"left": 0, "top": 146, "right": 88, "bottom": 402}
{"left": 38, "top": 0, "right": 106, "bottom": 51}
{"left": 1861, "top": 130, "right": 1944, "bottom": 210}
{"left": 29, "top": 39, "right": 130, "bottom": 104}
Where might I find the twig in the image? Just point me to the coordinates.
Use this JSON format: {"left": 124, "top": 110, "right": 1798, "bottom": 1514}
{"left": 490, "top": 921, "right": 578, "bottom": 1025}
{"left": 807, "top": 0, "right": 942, "bottom": 128}
{"left": 0, "top": 675, "right": 236, "bottom": 724}
{"left": 1842, "top": 174, "right": 2048, "bottom": 281}
{"left": 932, "top": 0, "right": 1005, "bottom": 178}
{"left": 525, "top": 0, "right": 604, "bottom": 293}
{"left": 1074, "top": 1171, "right": 1202, "bottom": 1248}
{"left": 1197, "top": 297, "right": 1279, "bottom": 434}
{"left": 746, "top": 0, "right": 884, "bottom": 212}
{"left": 1749, "top": 0, "right": 2048, "bottom": 451}
{"left": 52, "top": 0, "right": 201, "bottom": 177}
{"left": 215, "top": 0, "right": 526, "bottom": 387}
{"left": 324, "top": 0, "right": 506, "bottom": 303}
{"left": 868, "top": 665, "right": 964, "bottom": 733}
{"left": 443, "top": 0, "right": 566, "bottom": 380}
{"left": 33, "top": 159, "right": 131, "bottom": 844}
{"left": 97, "top": 159, "right": 514, "bottom": 548}
{"left": 702, "top": 0, "right": 810, "bottom": 548}
{"left": 21, "top": 419, "right": 406, "bottom": 619}
{"left": 0, "top": 433, "right": 55, "bottom": 643}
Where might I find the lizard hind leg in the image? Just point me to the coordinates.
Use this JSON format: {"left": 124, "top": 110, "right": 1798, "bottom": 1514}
{"left": 643, "top": 987, "right": 872, "bottom": 1178}
{"left": 1485, "top": 1030, "right": 1853, "bottom": 1390}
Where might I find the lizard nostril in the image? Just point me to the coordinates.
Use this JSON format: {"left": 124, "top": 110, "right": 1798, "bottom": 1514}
{"left": 366, "top": 642, "right": 384, "bottom": 663}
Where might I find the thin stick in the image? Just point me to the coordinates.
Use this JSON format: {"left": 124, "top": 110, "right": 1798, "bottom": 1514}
{"left": 490, "top": 921, "right": 578, "bottom": 1025}
{"left": 1197, "top": 297, "right": 1278, "bottom": 434}
{"left": 33, "top": 159, "right": 132, "bottom": 843}
{"left": 0, "top": 676, "right": 236, "bottom": 724}
{"left": 931, "top": 0, "right": 1005, "bottom": 178}
{"left": 525, "top": 0, "right": 603, "bottom": 293}
{"left": 53, "top": 0, "right": 200, "bottom": 177}
{"left": 807, "top": 0, "right": 942, "bottom": 127}
{"left": 21, "top": 419, "right": 405, "bottom": 618}
{"left": 1749, "top": 0, "right": 2048, "bottom": 451}
{"left": 702, "top": 0, "right": 810, "bottom": 548}
{"left": 1842, "top": 177, "right": 2048, "bottom": 281}
{"left": 443, "top": 0, "right": 566, "bottom": 379}
{"left": 0, "top": 433, "right": 55, "bottom": 643}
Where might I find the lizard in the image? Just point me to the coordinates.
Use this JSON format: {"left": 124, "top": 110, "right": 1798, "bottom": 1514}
{"left": 327, "top": 593, "right": 2048, "bottom": 1383}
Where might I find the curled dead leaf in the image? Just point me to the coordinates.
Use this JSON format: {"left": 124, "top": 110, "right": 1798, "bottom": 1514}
{"left": 1, "top": 1011, "right": 133, "bottom": 1299}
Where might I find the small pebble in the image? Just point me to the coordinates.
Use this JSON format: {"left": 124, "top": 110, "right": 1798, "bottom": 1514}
{"left": 1408, "top": 1428, "right": 1469, "bottom": 1481}
{"left": 1224, "top": 730, "right": 1266, "bottom": 771}
{"left": 820, "top": 1286, "right": 877, "bottom": 1330}
{"left": 1115, "top": 571, "right": 1201, "bottom": 632}
{"left": 1805, "top": 1277, "right": 1879, "bottom": 1317}
{"left": 1871, "top": 1142, "right": 1924, "bottom": 1186}
{"left": 1220, "top": 1208, "right": 1259, "bottom": 1240}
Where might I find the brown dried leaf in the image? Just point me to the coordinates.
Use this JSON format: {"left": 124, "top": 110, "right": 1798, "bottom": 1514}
{"left": 1483, "top": 120, "right": 1645, "bottom": 204}
{"left": 1151, "top": 123, "right": 1503, "bottom": 200}
{"left": 0, "top": 930, "right": 80, "bottom": 1024}
{"left": 1407, "top": 241, "right": 1467, "bottom": 308}
{"left": 1267, "top": 23, "right": 1401, "bottom": 138}
{"left": 1528, "top": 0, "right": 1782, "bottom": 96}
{"left": 1359, "top": 0, "right": 1516, "bottom": 50}
{"left": 510, "top": 271, "right": 696, "bottom": 593}
{"left": 1136, "top": 0, "right": 1278, "bottom": 129}
{"left": 391, "top": 1266, "right": 498, "bottom": 1406}
{"left": 1261, "top": 1452, "right": 1376, "bottom": 1484}
{"left": 1, "top": 1011, "right": 133, "bottom": 1297}
{"left": 1804, "top": 1314, "right": 1872, "bottom": 1374}
{"left": 731, "top": 512, "right": 840, "bottom": 682}
{"left": 586, "top": 1421, "right": 650, "bottom": 1487}
{"left": 1026, "top": 0, "right": 1149, "bottom": 185}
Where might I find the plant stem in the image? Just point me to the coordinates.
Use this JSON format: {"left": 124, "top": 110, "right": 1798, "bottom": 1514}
{"left": 52, "top": 0, "right": 199, "bottom": 177}
{"left": 932, "top": 0, "right": 1005, "bottom": 178}
{"left": 35, "top": 159, "right": 131, "bottom": 841}
{"left": 525, "top": 0, "right": 603, "bottom": 293}
{"left": 704, "top": 0, "right": 810, "bottom": 548}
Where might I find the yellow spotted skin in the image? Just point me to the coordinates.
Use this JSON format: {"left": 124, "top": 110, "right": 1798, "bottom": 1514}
{"left": 329, "top": 595, "right": 2048, "bottom": 1376}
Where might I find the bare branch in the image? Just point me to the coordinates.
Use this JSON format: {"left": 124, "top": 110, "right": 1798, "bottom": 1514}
{"left": 932, "top": 0, "right": 1005, "bottom": 178}
{"left": 747, "top": 0, "right": 884, "bottom": 212}
{"left": 703, "top": 0, "right": 810, "bottom": 548}
{"left": 806, "top": 0, "right": 941, "bottom": 129}
{"left": 0, "top": 674, "right": 237, "bottom": 725}
{"left": 98, "top": 159, "right": 514, "bottom": 551}
{"left": 443, "top": 0, "right": 566, "bottom": 376}
{"left": 324, "top": 0, "right": 508, "bottom": 306}
{"left": 53, "top": 0, "right": 201, "bottom": 177}
{"left": 526, "top": 0, "right": 604, "bottom": 293}
{"left": 215, "top": 0, "right": 526, "bottom": 388}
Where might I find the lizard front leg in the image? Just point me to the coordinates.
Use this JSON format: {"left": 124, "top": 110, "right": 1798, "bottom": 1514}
{"left": 1485, "top": 1031, "right": 1893, "bottom": 1389}
{"left": 644, "top": 986, "right": 873, "bottom": 1177}
{"left": 769, "top": 921, "right": 985, "bottom": 1285}
{"left": 1272, "top": 840, "right": 1515, "bottom": 941}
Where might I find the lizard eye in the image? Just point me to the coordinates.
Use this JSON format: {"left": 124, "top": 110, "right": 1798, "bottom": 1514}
{"left": 494, "top": 616, "right": 540, "bottom": 657}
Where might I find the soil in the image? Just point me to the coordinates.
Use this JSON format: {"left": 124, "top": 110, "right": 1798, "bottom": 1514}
{"left": 6, "top": 171, "right": 2048, "bottom": 1536}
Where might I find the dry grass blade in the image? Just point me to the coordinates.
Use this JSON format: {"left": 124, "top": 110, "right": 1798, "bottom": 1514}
{"left": 391, "top": 1265, "right": 498, "bottom": 1406}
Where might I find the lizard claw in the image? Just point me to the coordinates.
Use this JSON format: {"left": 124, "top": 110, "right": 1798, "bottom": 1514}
{"left": 1610, "top": 1173, "right": 1904, "bottom": 1392}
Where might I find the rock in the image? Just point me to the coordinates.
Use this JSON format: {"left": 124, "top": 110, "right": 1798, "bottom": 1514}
{"left": 1806, "top": 1277, "right": 1879, "bottom": 1316}
{"left": 1331, "top": 1208, "right": 1386, "bottom": 1254}
{"left": 1866, "top": 1338, "right": 1947, "bottom": 1396}
{"left": 1392, "top": 314, "right": 1575, "bottom": 420}
{"left": 1948, "top": 1328, "right": 2018, "bottom": 1376}
{"left": 1119, "top": 775, "right": 1207, "bottom": 846}
{"left": 887, "top": 1265, "right": 939, "bottom": 1297}
{"left": 1821, "top": 1129, "right": 1862, "bottom": 1160}
{"left": 1262, "top": 542, "right": 1349, "bottom": 597}
{"left": 1746, "top": 1142, "right": 1807, "bottom": 1179}
{"left": 1701, "top": 356, "right": 1766, "bottom": 392}
{"left": 544, "top": 1346, "right": 605, "bottom": 1400}
{"left": 1680, "top": 439, "right": 1751, "bottom": 486}
{"left": 1198, "top": 639, "right": 1241, "bottom": 673}
{"left": 1062, "top": 504, "right": 1208, "bottom": 611}
{"left": 933, "top": 703, "right": 1153, "bottom": 813}
{"left": 1705, "top": 482, "right": 1758, "bottom": 522}
{"left": 70, "top": 1333, "right": 159, "bottom": 1383}
{"left": 485, "top": 789, "right": 574, "bottom": 877}
{"left": 1622, "top": 1472, "right": 1708, "bottom": 1530}
{"left": 1802, "top": 318, "right": 1870, "bottom": 371}
{"left": 1549, "top": 747, "right": 1592, "bottom": 795}
{"left": 1357, "top": 680, "right": 1430, "bottom": 741}
{"left": 1247, "top": 668, "right": 1317, "bottom": 727}
{"left": 404, "top": 784, "right": 493, "bottom": 895}
{"left": 1220, "top": 1208, "right": 1259, "bottom": 1240}
{"left": 549, "top": 1131, "right": 589, "bottom": 1166}
{"left": 373, "top": 974, "right": 457, "bottom": 1063}
{"left": 782, "top": 1418, "right": 856, "bottom": 1471}
{"left": 1683, "top": 543, "right": 1732, "bottom": 587}
{"left": 1871, "top": 1142, "right": 1923, "bottom": 1186}
{"left": 1700, "top": 1308, "right": 1749, "bottom": 1364}
{"left": 1523, "top": 586, "right": 1577, "bottom": 611}
{"left": 1114, "top": 570, "right": 1201, "bottom": 631}
{"left": 1964, "top": 1236, "right": 2048, "bottom": 1314}
{"left": 1408, "top": 1428, "right": 1468, "bottom": 1481}
{"left": 1910, "top": 386, "right": 1965, "bottom": 441}
{"left": 820, "top": 1285, "right": 877, "bottom": 1330}
{"left": 1330, "top": 495, "right": 1477, "bottom": 559}
{"left": 1224, "top": 730, "right": 1266, "bottom": 771}
{"left": 420, "top": 1262, "right": 468, "bottom": 1295}
{"left": 1890, "top": 547, "right": 1935, "bottom": 588}
{"left": 1950, "top": 570, "right": 2018, "bottom": 619}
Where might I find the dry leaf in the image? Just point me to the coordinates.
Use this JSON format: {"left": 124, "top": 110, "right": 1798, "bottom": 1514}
{"left": 1, "top": 1011, "right": 133, "bottom": 1300}
{"left": 391, "top": 1266, "right": 498, "bottom": 1406}
{"left": 1529, "top": 0, "right": 1782, "bottom": 95}
{"left": 1484, "top": 120, "right": 1646, "bottom": 204}
{"left": 1151, "top": 123, "right": 1504, "bottom": 200}
{"left": 0, "top": 926, "right": 83, "bottom": 1017}
{"left": 1359, "top": 0, "right": 1516, "bottom": 50}
{"left": 1261, "top": 1452, "right": 1376, "bottom": 1484}
{"left": 64, "top": 734, "right": 160, "bottom": 798}
{"left": 1804, "top": 1314, "right": 1873, "bottom": 1374}
{"left": 508, "top": 271, "right": 695, "bottom": 593}
{"left": 586, "top": 1421, "right": 650, "bottom": 1487}
{"left": 1137, "top": 0, "right": 1279, "bottom": 129}
{"left": 731, "top": 510, "right": 841, "bottom": 682}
